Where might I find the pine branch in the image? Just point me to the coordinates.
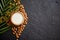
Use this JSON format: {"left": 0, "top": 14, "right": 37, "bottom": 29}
{"left": 0, "top": 0, "right": 19, "bottom": 34}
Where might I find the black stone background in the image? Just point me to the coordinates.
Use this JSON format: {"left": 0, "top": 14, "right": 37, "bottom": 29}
{"left": 0, "top": 0, "right": 60, "bottom": 40}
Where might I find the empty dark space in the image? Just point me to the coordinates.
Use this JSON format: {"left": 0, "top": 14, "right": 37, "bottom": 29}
{"left": 0, "top": 0, "right": 60, "bottom": 40}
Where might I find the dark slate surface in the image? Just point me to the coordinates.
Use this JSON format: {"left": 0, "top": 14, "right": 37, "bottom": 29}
{"left": 0, "top": 0, "right": 60, "bottom": 40}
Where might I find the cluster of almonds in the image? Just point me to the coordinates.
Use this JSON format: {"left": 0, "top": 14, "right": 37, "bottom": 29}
{"left": 12, "top": 5, "right": 28, "bottom": 40}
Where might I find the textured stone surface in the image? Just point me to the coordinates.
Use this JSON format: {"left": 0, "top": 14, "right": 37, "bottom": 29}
{"left": 0, "top": 0, "right": 60, "bottom": 40}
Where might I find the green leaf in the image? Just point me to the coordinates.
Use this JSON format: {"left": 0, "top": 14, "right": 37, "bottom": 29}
{"left": 0, "top": 26, "right": 11, "bottom": 34}
{"left": 0, "top": 26, "right": 9, "bottom": 31}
